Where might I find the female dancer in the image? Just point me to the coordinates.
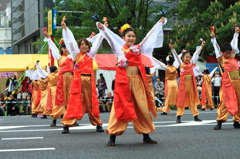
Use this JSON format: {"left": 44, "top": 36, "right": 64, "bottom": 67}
{"left": 152, "top": 49, "right": 178, "bottom": 115}
{"left": 171, "top": 41, "right": 205, "bottom": 123}
{"left": 98, "top": 17, "right": 166, "bottom": 146}
{"left": 201, "top": 67, "right": 218, "bottom": 111}
{"left": 61, "top": 19, "right": 104, "bottom": 133}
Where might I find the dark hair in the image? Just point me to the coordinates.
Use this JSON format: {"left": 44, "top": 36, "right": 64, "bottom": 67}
{"left": 101, "top": 76, "right": 106, "bottom": 82}
{"left": 78, "top": 39, "right": 91, "bottom": 50}
{"left": 60, "top": 42, "right": 66, "bottom": 55}
{"left": 203, "top": 69, "right": 210, "bottom": 74}
{"left": 221, "top": 43, "right": 232, "bottom": 52}
{"left": 100, "top": 73, "right": 103, "bottom": 76}
{"left": 167, "top": 56, "right": 174, "bottom": 66}
{"left": 182, "top": 50, "right": 191, "bottom": 58}
{"left": 50, "top": 65, "right": 58, "bottom": 73}
{"left": 122, "top": 28, "right": 136, "bottom": 37}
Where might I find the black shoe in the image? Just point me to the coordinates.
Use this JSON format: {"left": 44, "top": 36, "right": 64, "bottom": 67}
{"left": 233, "top": 121, "right": 240, "bottom": 128}
{"left": 73, "top": 122, "right": 79, "bottom": 126}
{"left": 194, "top": 115, "right": 202, "bottom": 122}
{"left": 60, "top": 115, "right": 64, "bottom": 118}
{"left": 96, "top": 125, "right": 104, "bottom": 132}
{"left": 107, "top": 135, "right": 116, "bottom": 146}
{"left": 200, "top": 109, "right": 205, "bottom": 111}
{"left": 40, "top": 115, "right": 47, "bottom": 119}
{"left": 213, "top": 121, "right": 222, "bottom": 130}
{"left": 210, "top": 108, "right": 213, "bottom": 110}
{"left": 160, "top": 112, "right": 167, "bottom": 115}
{"left": 50, "top": 120, "right": 57, "bottom": 127}
{"left": 176, "top": 116, "right": 181, "bottom": 123}
{"left": 62, "top": 126, "right": 69, "bottom": 134}
{"left": 143, "top": 134, "right": 157, "bottom": 144}
{"left": 31, "top": 114, "right": 37, "bottom": 118}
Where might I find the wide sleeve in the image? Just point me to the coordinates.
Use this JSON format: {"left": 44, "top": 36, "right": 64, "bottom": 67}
{"left": 172, "top": 49, "right": 182, "bottom": 68}
{"left": 97, "top": 22, "right": 125, "bottom": 59}
{"left": 87, "top": 32, "right": 104, "bottom": 59}
{"left": 230, "top": 33, "right": 239, "bottom": 55}
{"left": 191, "top": 46, "right": 203, "bottom": 64}
{"left": 211, "top": 38, "right": 221, "bottom": 58}
{"left": 36, "top": 62, "right": 47, "bottom": 79}
{"left": 44, "top": 38, "right": 60, "bottom": 60}
{"left": 25, "top": 69, "right": 33, "bottom": 80}
{"left": 209, "top": 67, "right": 218, "bottom": 77}
{"left": 62, "top": 27, "right": 80, "bottom": 60}
{"left": 140, "top": 19, "right": 167, "bottom": 60}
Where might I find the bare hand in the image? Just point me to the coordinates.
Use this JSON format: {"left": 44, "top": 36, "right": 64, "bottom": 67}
{"left": 210, "top": 32, "right": 215, "bottom": 38}
{"left": 97, "top": 23, "right": 105, "bottom": 31}
{"left": 235, "top": 27, "right": 240, "bottom": 34}
{"left": 61, "top": 21, "right": 67, "bottom": 29}
{"left": 159, "top": 17, "right": 165, "bottom": 23}
{"left": 12, "top": 107, "right": 15, "bottom": 110}
{"left": 169, "top": 43, "right": 174, "bottom": 50}
{"left": 43, "top": 30, "right": 49, "bottom": 38}
{"left": 201, "top": 41, "right": 206, "bottom": 47}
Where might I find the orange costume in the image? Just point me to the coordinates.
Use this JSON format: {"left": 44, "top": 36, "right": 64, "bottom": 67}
{"left": 31, "top": 80, "right": 41, "bottom": 114}
{"left": 216, "top": 57, "right": 240, "bottom": 122}
{"left": 106, "top": 45, "right": 157, "bottom": 136}
{"left": 162, "top": 66, "right": 178, "bottom": 113}
{"left": 201, "top": 74, "right": 214, "bottom": 110}
{"left": 44, "top": 73, "right": 58, "bottom": 117}
{"left": 35, "top": 78, "right": 48, "bottom": 113}
{"left": 61, "top": 52, "right": 102, "bottom": 126}
{"left": 176, "top": 63, "right": 200, "bottom": 117}
{"left": 50, "top": 55, "right": 73, "bottom": 119}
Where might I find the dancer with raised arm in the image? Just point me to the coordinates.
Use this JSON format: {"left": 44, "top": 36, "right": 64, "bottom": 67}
{"left": 210, "top": 26, "right": 240, "bottom": 130}
{"left": 98, "top": 17, "right": 166, "bottom": 146}
{"left": 61, "top": 18, "right": 104, "bottom": 133}
{"left": 170, "top": 41, "right": 205, "bottom": 123}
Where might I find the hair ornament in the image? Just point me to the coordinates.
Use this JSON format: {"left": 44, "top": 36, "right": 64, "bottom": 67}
{"left": 159, "top": 9, "right": 168, "bottom": 16}
{"left": 120, "top": 24, "right": 131, "bottom": 33}
{"left": 59, "top": 38, "right": 64, "bottom": 44}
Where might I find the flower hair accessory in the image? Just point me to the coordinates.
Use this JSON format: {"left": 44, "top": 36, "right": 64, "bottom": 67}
{"left": 120, "top": 24, "right": 131, "bottom": 33}
{"left": 59, "top": 38, "right": 64, "bottom": 44}
{"left": 74, "top": 64, "right": 79, "bottom": 70}
{"left": 181, "top": 50, "right": 188, "bottom": 54}
{"left": 129, "top": 44, "right": 141, "bottom": 54}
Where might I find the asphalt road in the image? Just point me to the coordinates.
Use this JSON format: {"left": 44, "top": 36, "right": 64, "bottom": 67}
{"left": 0, "top": 109, "right": 239, "bottom": 159}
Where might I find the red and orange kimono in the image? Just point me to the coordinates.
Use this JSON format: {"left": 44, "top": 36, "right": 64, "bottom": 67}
{"left": 201, "top": 74, "right": 214, "bottom": 109}
{"left": 35, "top": 78, "right": 48, "bottom": 113}
{"left": 61, "top": 52, "right": 102, "bottom": 126}
{"left": 50, "top": 55, "right": 73, "bottom": 119}
{"left": 31, "top": 80, "right": 41, "bottom": 114}
{"left": 43, "top": 73, "right": 58, "bottom": 117}
{"left": 176, "top": 62, "right": 200, "bottom": 116}
{"left": 107, "top": 45, "right": 157, "bottom": 136}
{"left": 162, "top": 66, "right": 178, "bottom": 113}
{"left": 216, "top": 57, "right": 240, "bottom": 122}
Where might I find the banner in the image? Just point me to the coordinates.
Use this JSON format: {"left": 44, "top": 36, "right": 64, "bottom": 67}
{"left": 0, "top": 72, "right": 17, "bottom": 78}
{"left": 206, "top": 63, "right": 220, "bottom": 72}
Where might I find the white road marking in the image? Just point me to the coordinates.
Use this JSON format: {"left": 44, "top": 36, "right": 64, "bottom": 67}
{"left": 2, "top": 137, "right": 44, "bottom": 140}
{"left": 0, "top": 148, "right": 55, "bottom": 152}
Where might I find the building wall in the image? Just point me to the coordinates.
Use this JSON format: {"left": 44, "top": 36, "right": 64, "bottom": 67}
{"left": 11, "top": 0, "right": 53, "bottom": 54}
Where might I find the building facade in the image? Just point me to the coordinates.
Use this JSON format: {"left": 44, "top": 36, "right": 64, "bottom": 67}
{"left": 11, "top": 0, "right": 53, "bottom": 54}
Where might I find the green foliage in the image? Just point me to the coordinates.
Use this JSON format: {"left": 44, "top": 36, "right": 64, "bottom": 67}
{"left": 166, "top": 0, "right": 240, "bottom": 59}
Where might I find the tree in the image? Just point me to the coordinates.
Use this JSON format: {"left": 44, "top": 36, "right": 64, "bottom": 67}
{"left": 166, "top": 0, "right": 240, "bottom": 59}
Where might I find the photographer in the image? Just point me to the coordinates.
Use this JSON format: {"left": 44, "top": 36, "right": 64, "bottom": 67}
{"left": 6, "top": 74, "right": 18, "bottom": 97}
{"left": 7, "top": 94, "right": 20, "bottom": 116}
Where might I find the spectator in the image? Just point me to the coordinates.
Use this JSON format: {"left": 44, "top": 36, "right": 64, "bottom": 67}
{"left": 0, "top": 94, "right": 6, "bottom": 116}
{"left": 105, "top": 92, "right": 113, "bottom": 112}
{"left": 7, "top": 94, "right": 20, "bottom": 116}
{"left": 152, "top": 72, "right": 158, "bottom": 90}
{"left": 154, "top": 94, "right": 163, "bottom": 108}
{"left": 99, "top": 94, "right": 106, "bottom": 112}
{"left": 3, "top": 93, "right": 8, "bottom": 100}
{"left": 112, "top": 79, "right": 115, "bottom": 91}
{"left": 211, "top": 71, "right": 221, "bottom": 105}
{"left": 98, "top": 75, "right": 108, "bottom": 97}
{"left": 23, "top": 95, "right": 31, "bottom": 115}
{"left": 155, "top": 77, "right": 164, "bottom": 97}
{"left": 21, "top": 77, "right": 28, "bottom": 92}
{"left": 196, "top": 76, "right": 202, "bottom": 96}
{"left": 6, "top": 74, "right": 18, "bottom": 97}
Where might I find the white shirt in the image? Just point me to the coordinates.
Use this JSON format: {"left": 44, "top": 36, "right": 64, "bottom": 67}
{"left": 211, "top": 76, "right": 221, "bottom": 87}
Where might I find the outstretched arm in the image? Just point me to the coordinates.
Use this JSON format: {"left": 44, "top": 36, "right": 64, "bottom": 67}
{"left": 87, "top": 32, "right": 104, "bottom": 59}
{"left": 191, "top": 41, "right": 205, "bottom": 64}
{"left": 169, "top": 44, "right": 182, "bottom": 68}
{"left": 209, "top": 67, "right": 218, "bottom": 77}
{"left": 43, "top": 31, "right": 60, "bottom": 60}
{"left": 230, "top": 26, "right": 239, "bottom": 57}
{"left": 210, "top": 32, "right": 221, "bottom": 62}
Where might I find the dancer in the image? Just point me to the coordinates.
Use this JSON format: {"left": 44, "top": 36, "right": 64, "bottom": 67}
{"left": 152, "top": 52, "right": 178, "bottom": 115}
{"left": 98, "top": 17, "right": 166, "bottom": 146}
{"left": 171, "top": 41, "right": 205, "bottom": 123}
{"left": 201, "top": 67, "right": 218, "bottom": 111}
{"left": 25, "top": 67, "right": 41, "bottom": 118}
{"left": 61, "top": 18, "right": 104, "bottom": 133}
{"left": 210, "top": 26, "right": 240, "bottom": 130}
